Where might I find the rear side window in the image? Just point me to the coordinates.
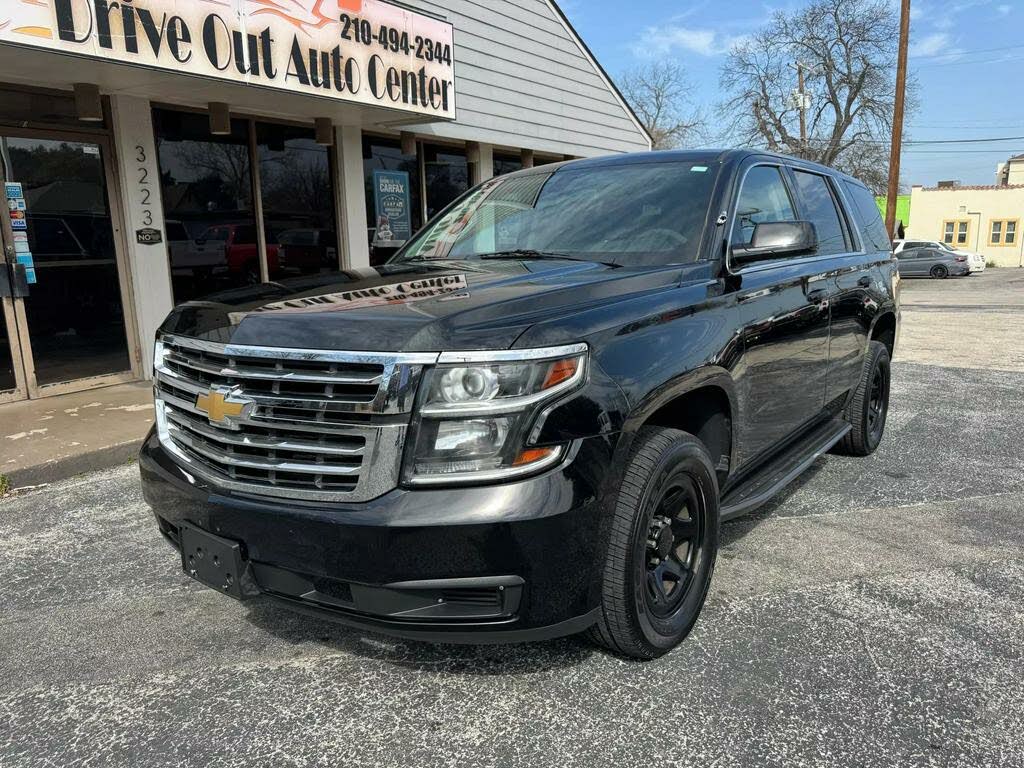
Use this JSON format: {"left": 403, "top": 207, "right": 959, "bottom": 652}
{"left": 234, "top": 225, "right": 256, "bottom": 245}
{"left": 842, "top": 181, "right": 891, "bottom": 252}
{"left": 166, "top": 222, "right": 189, "bottom": 242}
{"left": 732, "top": 166, "right": 796, "bottom": 248}
{"left": 793, "top": 171, "right": 849, "bottom": 256}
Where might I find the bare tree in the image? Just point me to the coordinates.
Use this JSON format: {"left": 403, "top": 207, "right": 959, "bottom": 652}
{"left": 169, "top": 141, "right": 253, "bottom": 209}
{"left": 620, "top": 61, "right": 705, "bottom": 150}
{"left": 719, "top": 0, "right": 906, "bottom": 192}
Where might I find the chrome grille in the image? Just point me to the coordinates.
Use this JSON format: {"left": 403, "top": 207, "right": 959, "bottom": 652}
{"left": 154, "top": 334, "right": 438, "bottom": 502}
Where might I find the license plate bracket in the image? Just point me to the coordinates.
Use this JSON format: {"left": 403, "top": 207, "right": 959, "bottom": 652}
{"left": 179, "top": 522, "right": 247, "bottom": 600}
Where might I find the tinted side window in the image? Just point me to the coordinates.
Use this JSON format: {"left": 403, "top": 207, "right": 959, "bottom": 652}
{"left": 234, "top": 225, "right": 256, "bottom": 245}
{"left": 166, "top": 222, "right": 190, "bottom": 242}
{"left": 793, "top": 171, "right": 849, "bottom": 256}
{"left": 732, "top": 166, "right": 796, "bottom": 247}
{"left": 842, "top": 181, "right": 891, "bottom": 252}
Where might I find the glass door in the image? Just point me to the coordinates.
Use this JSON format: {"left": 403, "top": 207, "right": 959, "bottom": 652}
{"left": 0, "top": 130, "right": 136, "bottom": 399}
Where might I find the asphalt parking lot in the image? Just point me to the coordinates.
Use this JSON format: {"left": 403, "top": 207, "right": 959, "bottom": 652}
{"left": 2, "top": 269, "right": 1023, "bottom": 767}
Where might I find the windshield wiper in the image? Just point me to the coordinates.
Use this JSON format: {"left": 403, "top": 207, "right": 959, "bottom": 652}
{"left": 478, "top": 250, "right": 620, "bottom": 268}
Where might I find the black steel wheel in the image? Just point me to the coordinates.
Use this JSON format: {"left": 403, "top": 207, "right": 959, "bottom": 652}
{"left": 931, "top": 265, "right": 949, "bottom": 279}
{"left": 641, "top": 477, "right": 704, "bottom": 618}
{"left": 590, "top": 428, "right": 719, "bottom": 659}
{"left": 835, "top": 340, "right": 891, "bottom": 456}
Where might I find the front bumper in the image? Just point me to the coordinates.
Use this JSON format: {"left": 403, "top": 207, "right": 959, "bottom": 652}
{"left": 140, "top": 428, "right": 615, "bottom": 642}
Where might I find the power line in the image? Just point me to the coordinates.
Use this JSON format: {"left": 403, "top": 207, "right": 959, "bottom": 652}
{"left": 801, "top": 135, "right": 1024, "bottom": 146}
{"left": 914, "top": 54, "right": 1024, "bottom": 70}
{"left": 908, "top": 123, "right": 1024, "bottom": 129}
{"left": 909, "top": 135, "right": 1024, "bottom": 145}
{"left": 911, "top": 42, "right": 1024, "bottom": 61}
{"left": 905, "top": 151, "right": 1024, "bottom": 155}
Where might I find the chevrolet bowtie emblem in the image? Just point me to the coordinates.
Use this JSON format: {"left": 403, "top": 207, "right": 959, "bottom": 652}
{"left": 195, "top": 387, "right": 251, "bottom": 429}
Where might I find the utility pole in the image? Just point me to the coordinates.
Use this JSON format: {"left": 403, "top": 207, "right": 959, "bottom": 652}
{"left": 790, "top": 62, "right": 808, "bottom": 158}
{"left": 885, "top": 0, "right": 912, "bottom": 240}
{"left": 797, "top": 63, "right": 807, "bottom": 157}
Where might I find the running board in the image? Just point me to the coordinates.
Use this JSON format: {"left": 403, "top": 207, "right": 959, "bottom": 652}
{"left": 719, "top": 418, "right": 851, "bottom": 521}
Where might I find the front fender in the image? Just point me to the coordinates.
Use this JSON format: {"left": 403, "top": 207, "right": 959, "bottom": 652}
{"left": 622, "top": 366, "right": 738, "bottom": 434}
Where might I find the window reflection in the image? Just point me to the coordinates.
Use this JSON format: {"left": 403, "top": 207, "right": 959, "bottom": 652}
{"left": 257, "top": 122, "right": 339, "bottom": 281}
{"left": 363, "top": 135, "right": 421, "bottom": 266}
{"left": 424, "top": 144, "right": 469, "bottom": 219}
{"left": 2, "top": 137, "right": 130, "bottom": 385}
{"left": 493, "top": 153, "right": 523, "bottom": 177}
{"left": 153, "top": 108, "right": 257, "bottom": 302}
{"left": 398, "top": 162, "right": 720, "bottom": 267}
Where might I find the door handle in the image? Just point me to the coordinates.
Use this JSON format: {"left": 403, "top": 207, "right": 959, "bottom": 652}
{"left": 857, "top": 276, "right": 872, "bottom": 288}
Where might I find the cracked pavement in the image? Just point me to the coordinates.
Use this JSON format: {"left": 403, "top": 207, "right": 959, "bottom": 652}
{"left": 1, "top": 270, "right": 1022, "bottom": 767}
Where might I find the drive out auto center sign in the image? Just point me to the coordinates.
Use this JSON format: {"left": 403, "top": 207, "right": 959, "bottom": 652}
{"left": 0, "top": 0, "right": 456, "bottom": 119}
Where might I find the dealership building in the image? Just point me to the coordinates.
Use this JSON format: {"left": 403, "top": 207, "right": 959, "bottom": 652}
{"left": 0, "top": 0, "right": 650, "bottom": 405}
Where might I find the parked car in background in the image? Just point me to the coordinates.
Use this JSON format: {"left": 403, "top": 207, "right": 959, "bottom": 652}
{"left": 276, "top": 228, "right": 338, "bottom": 275}
{"left": 165, "top": 220, "right": 226, "bottom": 280}
{"left": 895, "top": 245, "right": 970, "bottom": 278}
{"left": 894, "top": 239, "right": 985, "bottom": 273}
{"left": 196, "top": 223, "right": 280, "bottom": 285}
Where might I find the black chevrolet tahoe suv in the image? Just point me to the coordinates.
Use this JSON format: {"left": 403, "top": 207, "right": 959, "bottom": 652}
{"left": 141, "top": 150, "right": 900, "bottom": 659}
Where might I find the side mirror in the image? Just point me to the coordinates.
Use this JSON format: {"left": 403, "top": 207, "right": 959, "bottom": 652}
{"left": 731, "top": 221, "right": 818, "bottom": 265}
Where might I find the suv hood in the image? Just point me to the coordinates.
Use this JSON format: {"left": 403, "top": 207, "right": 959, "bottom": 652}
{"left": 160, "top": 259, "right": 685, "bottom": 352}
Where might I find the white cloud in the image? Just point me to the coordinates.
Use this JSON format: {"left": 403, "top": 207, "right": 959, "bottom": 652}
{"left": 632, "top": 25, "right": 748, "bottom": 58}
{"left": 909, "top": 32, "right": 954, "bottom": 57}
{"left": 997, "top": 3, "right": 1012, "bottom": 14}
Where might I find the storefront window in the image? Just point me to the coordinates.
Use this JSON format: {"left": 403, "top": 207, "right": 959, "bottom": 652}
{"left": 256, "top": 123, "right": 339, "bottom": 281}
{"left": 424, "top": 144, "right": 469, "bottom": 220}
{"left": 363, "top": 135, "right": 421, "bottom": 265}
{"left": 153, "top": 108, "right": 256, "bottom": 302}
{"left": 493, "top": 153, "right": 523, "bottom": 177}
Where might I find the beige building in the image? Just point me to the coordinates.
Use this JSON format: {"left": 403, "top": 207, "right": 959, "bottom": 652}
{"left": 996, "top": 155, "right": 1024, "bottom": 187}
{"left": 907, "top": 157, "right": 1024, "bottom": 268}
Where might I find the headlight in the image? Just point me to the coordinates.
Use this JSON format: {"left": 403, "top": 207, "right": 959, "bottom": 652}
{"left": 405, "top": 344, "right": 588, "bottom": 484}
{"left": 154, "top": 337, "right": 168, "bottom": 376}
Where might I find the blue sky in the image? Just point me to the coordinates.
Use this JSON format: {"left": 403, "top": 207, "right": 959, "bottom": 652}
{"left": 561, "top": 0, "right": 1024, "bottom": 186}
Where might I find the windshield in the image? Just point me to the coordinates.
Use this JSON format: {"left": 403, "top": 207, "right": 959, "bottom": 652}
{"left": 392, "top": 161, "right": 720, "bottom": 267}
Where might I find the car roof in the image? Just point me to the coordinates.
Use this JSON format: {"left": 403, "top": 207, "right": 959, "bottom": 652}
{"left": 502, "top": 149, "right": 870, "bottom": 190}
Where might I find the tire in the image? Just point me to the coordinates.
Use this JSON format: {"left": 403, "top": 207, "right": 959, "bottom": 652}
{"left": 244, "top": 263, "right": 261, "bottom": 286}
{"left": 931, "top": 265, "right": 949, "bottom": 279}
{"left": 835, "top": 340, "right": 891, "bottom": 457}
{"left": 589, "top": 428, "right": 720, "bottom": 659}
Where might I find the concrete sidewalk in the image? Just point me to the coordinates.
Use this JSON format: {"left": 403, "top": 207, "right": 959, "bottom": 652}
{"left": 0, "top": 382, "right": 153, "bottom": 491}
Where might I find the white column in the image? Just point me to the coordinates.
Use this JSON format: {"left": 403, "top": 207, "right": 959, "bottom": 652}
{"left": 109, "top": 95, "right": 173, "bottom": 379}
{"left": 474, "top": 143, "right": 494, "bottom": 185}
{"left": 336, "top": 124, "right": 370, "bottom": 270}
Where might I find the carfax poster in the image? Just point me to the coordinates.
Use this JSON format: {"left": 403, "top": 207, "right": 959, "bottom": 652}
{"left": 373, "top": 170, "right": 413, "bottom": 243}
